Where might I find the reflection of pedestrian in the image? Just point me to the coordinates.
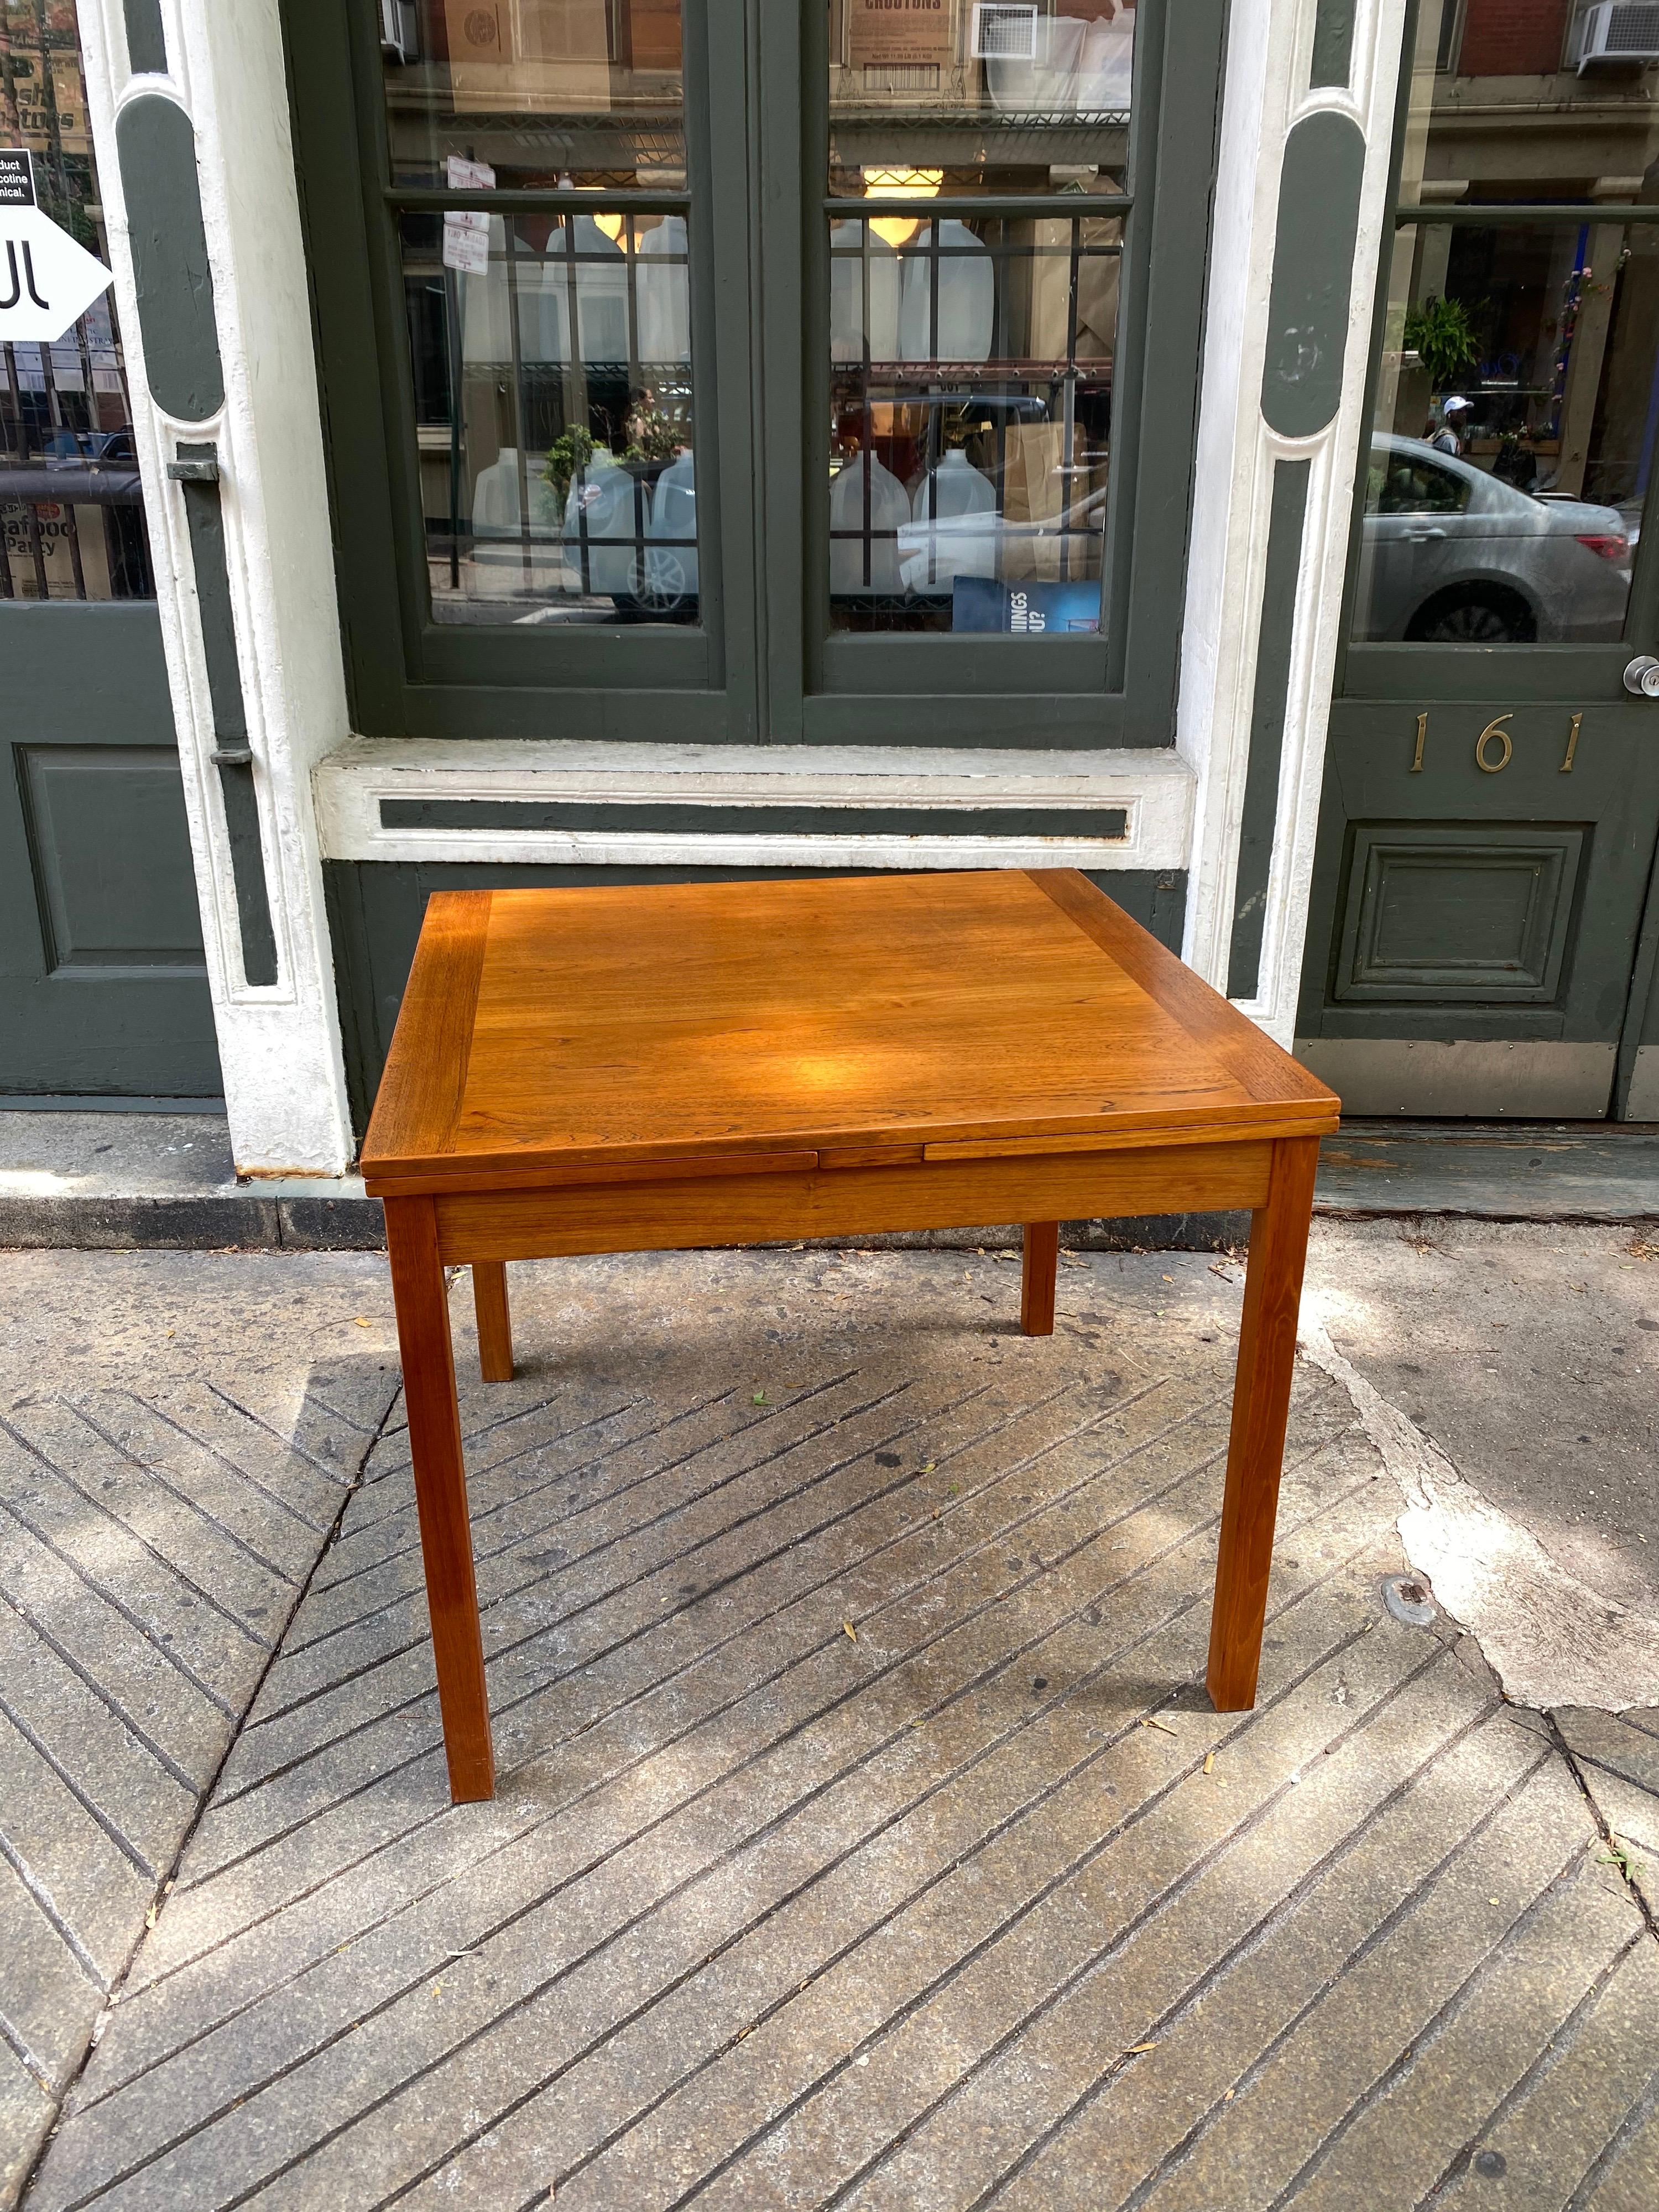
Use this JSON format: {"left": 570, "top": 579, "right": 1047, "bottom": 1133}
{"left": 1427, "top": 395, "right": 1472, "bottom": 455}
{"left": 1493, "top": 431, "right": 1536, "bottom": 492}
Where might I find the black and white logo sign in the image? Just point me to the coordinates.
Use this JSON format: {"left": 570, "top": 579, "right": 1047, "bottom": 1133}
{"left": 0, "top": 149, "right": 115, "bottom": 342}
{"left": 0, "top": 150, "right": 36, "bottom": 207}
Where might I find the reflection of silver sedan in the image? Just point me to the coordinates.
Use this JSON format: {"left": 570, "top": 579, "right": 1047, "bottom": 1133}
{"left": 1355, "top": 435, "right": 1631, "bottom": 643}
{"left": 896, "top": 486, "right": 1108, "bottom": 593}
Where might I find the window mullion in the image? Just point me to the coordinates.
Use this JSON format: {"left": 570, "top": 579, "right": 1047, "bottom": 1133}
{"left": 751, "top": 0, "right": 808, "bottom": 743}
{"left": 671, "top": 0, "right": 748, "bottom": 735}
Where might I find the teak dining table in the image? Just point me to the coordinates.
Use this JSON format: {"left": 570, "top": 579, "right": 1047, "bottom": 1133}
{"left": 361, "top": 869, "right": 1340, "bottom": 1803}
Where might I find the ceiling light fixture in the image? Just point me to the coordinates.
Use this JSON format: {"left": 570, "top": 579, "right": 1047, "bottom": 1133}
{"left": 862, "top": 166, "right": 941, "bottom": 249}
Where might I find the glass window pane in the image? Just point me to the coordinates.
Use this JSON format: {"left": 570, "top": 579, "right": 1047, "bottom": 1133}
{"left": 382, "top": 1, "right": 685, "bottom": 189}
{"left": 384, "top": 8, "right": 697, "bottom": 629}
{"left": 1410, "top": 0, "right": 1659, "bottom": 205}
{"left": 1353, "top": 219, "right": 1659, "bottom": 644}
{"left": 827, "top": 212, "right": 1119, "bottom": 633}
{"left": 829, "top": 1, "right": 1134, "bottom": 198}
{"left": 1, "top": 0, "right": 152, "bottom": 601}
{"left": 826, "top": 6, "right": 1130, "bottom": 637}
{"left": 402, "top": 205, "right": 697, "bottom": 627}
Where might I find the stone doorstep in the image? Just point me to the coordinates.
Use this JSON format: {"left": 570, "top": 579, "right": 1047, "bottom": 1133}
{"left": 0, "top": 1113, "right": 384, "bottom": 1252}
{"left": 1, "top": 1111, "right": 1657, "bottom": 1253}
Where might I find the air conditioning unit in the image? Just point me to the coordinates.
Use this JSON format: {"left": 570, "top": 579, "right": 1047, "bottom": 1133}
{"left": 972, "top": 4, "right": 1039, "bottom": 61}
{"left": 1575, "top": 2, "right": 1659, "bottom": 69}
{"left": 379, "top": 0, "right": 419, "bottom": 62}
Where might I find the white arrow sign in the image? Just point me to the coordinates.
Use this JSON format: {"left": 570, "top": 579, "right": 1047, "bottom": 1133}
{"left": 0, "top": 149, "right": 114, "bottom": 343}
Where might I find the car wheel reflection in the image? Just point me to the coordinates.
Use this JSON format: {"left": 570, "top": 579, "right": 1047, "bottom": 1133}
{"left": 1405, "top": 585, "right": 1537, "bottom": 644}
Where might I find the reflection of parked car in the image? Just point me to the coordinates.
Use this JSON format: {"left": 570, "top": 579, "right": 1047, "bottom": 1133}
{"left": 1355, "top": 434, "right": 1630, "bottom": 643}
{"left": 896, "top": 484, "right": 1108, "bottom": 594}
{"left": 41, "top": 429, "right": 136, "bottom": 465}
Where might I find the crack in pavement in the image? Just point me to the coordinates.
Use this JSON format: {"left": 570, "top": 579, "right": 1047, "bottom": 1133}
{"left": 1298, "top": 1306, "right": 1659, "bottom": 1716}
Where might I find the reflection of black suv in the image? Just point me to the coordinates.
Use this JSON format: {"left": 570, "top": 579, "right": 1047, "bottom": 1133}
{"left": 6, "top": 427, "right": 143, "bottom": 510}
{"left": 41, "top": 429, "right": 137, "bottom": 463}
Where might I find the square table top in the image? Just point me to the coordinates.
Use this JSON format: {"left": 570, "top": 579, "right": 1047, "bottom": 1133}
{"left": 361, "top": 869, "right": 1339, "bottom": 1192}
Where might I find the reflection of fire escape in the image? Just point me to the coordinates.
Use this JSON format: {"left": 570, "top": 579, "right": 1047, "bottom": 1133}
{"left": 1556, "top": 205, "right": 1634, "bottom": 498}
{"left": 825, "top": 151, "right": 1125, "bottom": 614}
{"left": 1554, "top": 237, "right": 1590, "bottom": 428}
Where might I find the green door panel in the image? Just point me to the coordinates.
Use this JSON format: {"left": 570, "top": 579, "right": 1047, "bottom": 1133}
{"left": 1, "top": 2, "right": 218, "bottom": 1103}
{"left": 18, "top": 746, "right": 206, "bottom": 968}
{"left": 1329, "top": 825, "right": 1584, "bottom": 1004}
{"left": 0, "top": 605, "right": 221, "bottom": 1100}
{"left": 1298, "top": 697, "right": 1659, "bottom": 1117}
{"left": 116, "top": 94, "right": 226, "bottom": 422}
{"left": 1260, "top": 112, "right": 1365, "bottom": 440}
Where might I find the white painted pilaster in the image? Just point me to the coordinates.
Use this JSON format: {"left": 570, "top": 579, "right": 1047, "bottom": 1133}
{"left": 1179, "top": 0, "right": 1409, "bottom": 1045}
{"left": 80, "top": 0, "right": 354, "bottom": 1174}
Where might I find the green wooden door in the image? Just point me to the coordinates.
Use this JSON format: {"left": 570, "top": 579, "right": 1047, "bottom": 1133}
{"left": 0, "top": 606, "right": 220, "bottom": 1100}
{"left": 1299, "top": 0, "right": 1659, "bottom": 1120}
{"left": 0, "top": 3, "right": 218, "bottom": 1102}
{"left": 1303, "top": 696, "right": 1659, "bottom": 1116}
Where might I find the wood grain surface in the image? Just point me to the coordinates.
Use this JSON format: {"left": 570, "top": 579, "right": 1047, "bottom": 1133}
{"left": 1020, "top": 1222, "right": 1059, "bottom": 1337}
{"left": 362, "top": 873, "right": 1338, "bottom": 1188}
{"left": 430, "top": 1142, "right": 1276, "bottom": 1264}
{"left": 472, "top": 1261, "right": 514, "bottom": 1383}
{"left": 1206, "top": 1137, "right": 1321, "bottom": 1712}
{"left": 1029, "top": 871, "right": 1337, "bottom": 1110}
{"left": 383, "top": 1196, "right": 495, "bottom": 1799}
{"left": 362, "top": 890, "right": 491, "bottom": 1176}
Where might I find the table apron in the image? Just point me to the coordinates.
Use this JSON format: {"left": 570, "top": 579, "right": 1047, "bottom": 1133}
{"left": 430, "top": 1142, "right": 1275, "bottom": 1263}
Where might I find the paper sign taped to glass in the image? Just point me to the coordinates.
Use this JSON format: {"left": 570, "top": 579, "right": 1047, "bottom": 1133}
{"left": 847, "top": 0, "right": 952, "bottom": 69}
{"left": 952, "top": 577, "right": 1103, "bottom": 633}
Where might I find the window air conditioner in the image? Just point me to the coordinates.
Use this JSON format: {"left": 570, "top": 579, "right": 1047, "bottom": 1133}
{"left": 972, "top": 4, "right": 1040, "bottom": 61}
{"left": 1575, "top": 2, "right": 1659, "bottom": 69}
{"left": 379, "top": 0, "right": 419, "bottom": 62}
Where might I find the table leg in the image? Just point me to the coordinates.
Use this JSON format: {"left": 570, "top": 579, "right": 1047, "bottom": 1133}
{"left": 384, "top": 1196, "right": 495, "bottom": 1802}
{"left": 1206, "top": 1136, "right": 1319, "bottom": 1713}
{"left": 1021, "top": 1222, "right": 1059, "bottom": 1336}
{"left": 473, "top": 1261, "right": 514, "bottom": 1382}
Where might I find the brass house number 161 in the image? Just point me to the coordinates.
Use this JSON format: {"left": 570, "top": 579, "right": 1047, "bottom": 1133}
{"left": 1410, "top": 711, "right": 1583, "bottom": 774}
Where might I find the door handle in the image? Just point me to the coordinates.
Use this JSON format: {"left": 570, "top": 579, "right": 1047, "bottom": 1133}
{"left": 1407, "top": 526, "right": 1448, "bottom": 542}
{"left": 1624, "top": 656, "right": 1659, "bottom": 697}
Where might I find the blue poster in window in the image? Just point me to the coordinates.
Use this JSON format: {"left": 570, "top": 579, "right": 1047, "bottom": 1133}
{"left": 951, "top": 577, "right": 1103, "bottom": 634}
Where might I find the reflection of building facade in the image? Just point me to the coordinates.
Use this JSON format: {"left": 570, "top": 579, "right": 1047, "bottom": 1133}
{"left": 0, "top": 0, "right": 147, "bottom": 603}
{"left": 6, "top": 0, "right": 1659, "bottom": 1152}
{"left": 1381, "top": 0, "right": 1659, "bottom": 520}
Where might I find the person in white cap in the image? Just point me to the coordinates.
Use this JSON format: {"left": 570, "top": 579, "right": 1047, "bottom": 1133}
{"left": 1427, "top": 396, "right": 1472, "bottom": 456}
